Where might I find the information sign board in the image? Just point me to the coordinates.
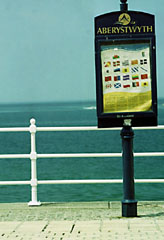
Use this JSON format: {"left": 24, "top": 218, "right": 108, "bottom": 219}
{"left": 95, "top": 11, "right": 157, "bottom": 127}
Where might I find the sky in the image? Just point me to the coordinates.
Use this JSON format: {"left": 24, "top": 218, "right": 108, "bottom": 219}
{"left": 0, "top": 0, "right": 163, "bottom": 103}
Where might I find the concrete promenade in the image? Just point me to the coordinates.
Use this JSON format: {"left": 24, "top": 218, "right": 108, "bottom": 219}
{"left": 0, "top": 201, "right": 164, "bottom": 239}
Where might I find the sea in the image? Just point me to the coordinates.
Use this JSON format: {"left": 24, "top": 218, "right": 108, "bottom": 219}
{"left": 0, "top": 99, "right": 164, "bottom": 203}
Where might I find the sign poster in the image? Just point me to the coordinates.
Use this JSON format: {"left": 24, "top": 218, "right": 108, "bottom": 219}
{"left": 101, "top": 42, "right": 152, "bottom": 113}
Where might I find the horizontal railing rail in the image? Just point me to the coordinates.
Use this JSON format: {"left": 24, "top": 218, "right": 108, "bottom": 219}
{"left": 0, "top": 125, "right": 164, "bottom": 132}
{"left": 0, "top": 152, "right": 164, "bottom": 159}
{"left": 0, "top": 118, "right": 163, "bottom": 206}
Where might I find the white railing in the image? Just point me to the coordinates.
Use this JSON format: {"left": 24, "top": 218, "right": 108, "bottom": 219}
{"left": 0, "top": 118, "right": 164, "bottom": 206}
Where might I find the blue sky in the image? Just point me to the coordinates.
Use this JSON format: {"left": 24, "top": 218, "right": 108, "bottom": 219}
{"left": 0, "top": 0, "right": 163, "bottom": 103}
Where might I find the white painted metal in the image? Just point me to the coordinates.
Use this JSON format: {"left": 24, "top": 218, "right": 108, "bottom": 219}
{"left": 37, "top": 153, "right": 122, "bottom": 158}
{"left": 134, "top": 152, "right": 164, "bottom": 157}
{"left": 36, "top": 125, "right": 164, "bottom": 132}
{"left": 135, "top": 179, "right": 164, "bottom": 183}
{"left": 0, "top": 152, "right": 163, "bottom": 160}
{"left": 28, "top": 119, "right": 41, "bottom": 206}
{"left": 0, "top": 181, "right": 30, "bottom": 185}
{"left": 36, "top": 126, "right": 120, "bottom": 131}
{"left": 37, "top": 179, "right": 164, "bottom": 184}
{"left": 38, "top": 179, "right": 123, "bottom": 184}
{"left": 36, "top": 152, "right": 164, "bottom": 158}
{"left": 0, "top": 124, "right": 163, "bottom": 133}
{"left": 0, "top": 127, "right": 29, "bottom": 132}
{"left": 0, "top": 179, "right": 164, "bottom": 186}
{"left": 0, "top": 154, "right": 30, "bottom": 159}
{"left": 134, "top": 125, "right": 164, "bottom": 130}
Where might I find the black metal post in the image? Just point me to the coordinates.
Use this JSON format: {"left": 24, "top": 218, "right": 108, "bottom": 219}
{"left": 120, "top": 0, "right": 128, "bottom": 11}
{"left": 120, "top": 120, "right": 137, "bottom": 217}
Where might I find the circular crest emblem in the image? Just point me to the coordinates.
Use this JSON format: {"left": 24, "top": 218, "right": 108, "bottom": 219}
{"left": 118, "top": 13, "right": 131, "bottom": 25}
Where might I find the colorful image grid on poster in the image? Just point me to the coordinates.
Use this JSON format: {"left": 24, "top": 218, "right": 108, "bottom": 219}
{"left": 101, "top": 44, "right": 152, "bottom": 113}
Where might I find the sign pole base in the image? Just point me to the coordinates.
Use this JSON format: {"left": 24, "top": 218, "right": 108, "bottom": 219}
{"left": 122, "top": 200, "right": 137, "bottom": 217}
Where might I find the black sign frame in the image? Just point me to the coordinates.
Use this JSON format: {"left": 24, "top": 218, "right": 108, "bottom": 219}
{"left": 95, "top": 11, "right": 157, "bottom": 128}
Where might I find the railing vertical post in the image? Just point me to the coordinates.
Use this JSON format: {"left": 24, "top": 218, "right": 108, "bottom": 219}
{"left": 28, "top": 118, "right": 41, "bottom": 206}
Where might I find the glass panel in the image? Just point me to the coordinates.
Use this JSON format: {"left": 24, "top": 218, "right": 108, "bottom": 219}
{"left": 101, "top": 41, "right": 152, "bottom": 113}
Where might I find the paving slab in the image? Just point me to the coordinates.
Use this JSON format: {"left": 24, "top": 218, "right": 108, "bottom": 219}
{"left": 0, "top": 201, "right": 164, "bottom": 239}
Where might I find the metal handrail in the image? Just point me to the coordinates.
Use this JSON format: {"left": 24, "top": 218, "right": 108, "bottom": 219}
{"left": 0, "top": 125, "right": 164, "bottom": 132}
{"left": 0, "top": 118, "right": 163, "bottom": 206}
{"left": 0, "top": 152, "right": 164, "bottom": 159}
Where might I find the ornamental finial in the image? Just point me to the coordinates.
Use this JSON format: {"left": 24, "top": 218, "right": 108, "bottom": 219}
{"left": 120, "top": 0, "right": 128, "bottom": 11}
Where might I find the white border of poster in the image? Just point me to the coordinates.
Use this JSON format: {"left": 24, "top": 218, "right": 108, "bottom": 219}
{"left": 101, "top": 42, "right": 152, "bottom": 113}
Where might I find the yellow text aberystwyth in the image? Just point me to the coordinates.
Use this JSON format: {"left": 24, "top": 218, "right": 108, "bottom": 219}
{"left": 97, "top": 25, "right": 153, "bottom": 35}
